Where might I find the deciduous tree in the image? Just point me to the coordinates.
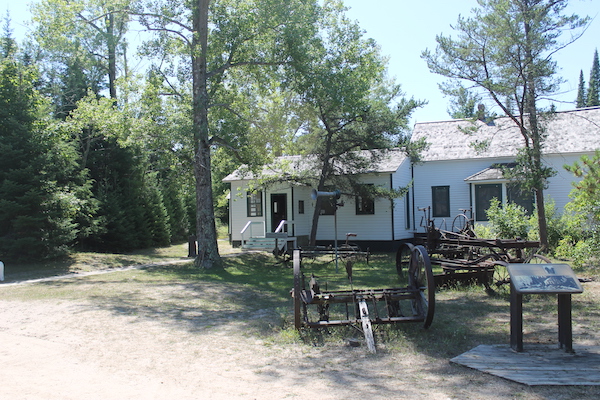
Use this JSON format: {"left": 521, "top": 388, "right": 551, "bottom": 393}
{"left": 134, "top": 0, "right": 321, "bottom": 268}
{"left": 281, "top": 1, "right": 422, "bottom": 245}
{"left": 32, "top": 0, "right": 131, "bottom": 100}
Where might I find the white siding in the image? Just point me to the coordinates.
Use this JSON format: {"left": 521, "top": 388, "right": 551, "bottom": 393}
{"left": 229, "top": 180, "right": 266, "bottom": 242}
{"left": 312, "top": 174, "right": 393, "bottom": 242}
{"left": 228, "top": 151, "right": 587, "bottom": 244}
{"left": 543, "top": 153, "right": 585, "bottom": 213}
{"left": 392, "top": 159, "right": 414, "bottom": 240}
{"left": 290, "top": 186, "right": 313, "bottom": 238}
{"left": 412, "top": 158, "right": 514, "bottom": 233}
{"left": 412, "top": 154, "right": 586, "bottom": 234}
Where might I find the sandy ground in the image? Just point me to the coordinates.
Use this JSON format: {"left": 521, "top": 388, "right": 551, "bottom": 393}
{"left": 1, "top": 270, "right": 599, "bottom": 400}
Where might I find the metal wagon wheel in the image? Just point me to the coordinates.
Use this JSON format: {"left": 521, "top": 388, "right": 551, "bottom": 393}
{"left": 451, "top": 213, "right": 469, "bottom": 233}
{"left": 409, "top": 245, "right": 435, "bottom": 328}
{"left": 293, "top": 249, "right": 304, "bottom": 329}
{"left": 451, "top": 213, "right": 476, "bottom": 237}
{"left": 395, "top": 242, "right": 414, "bottom": 281}
{"left": 525, "top": 253, "right": 552, "bottom": 264}
{"left": 493, "top": 253, "right": 551, "bottom": 288}
{"left": 492, "top": 260, "right": 510, "bottom": 287}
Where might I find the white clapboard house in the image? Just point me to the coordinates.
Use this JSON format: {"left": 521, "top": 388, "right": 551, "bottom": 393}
{"left": 223, "top": 107, "right": 600, "bottom": 251}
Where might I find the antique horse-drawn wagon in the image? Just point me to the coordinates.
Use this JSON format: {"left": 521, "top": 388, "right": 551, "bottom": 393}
{"left": 398, "top": 207, "right": 550, "bottom": 290}
{"left": 291, "top": 246, "right": 435, "bottom": 353}
{"left": 290, "top": 203, "right": 548, "bottom": 351}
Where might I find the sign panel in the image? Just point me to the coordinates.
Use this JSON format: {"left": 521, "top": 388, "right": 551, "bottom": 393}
{"left": 507, "top": 263, "right": 583, "bottom": 294}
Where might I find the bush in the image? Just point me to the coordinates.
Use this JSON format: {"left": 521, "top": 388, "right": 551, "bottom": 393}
{"left": 527, "top": 198, "right": 569, "bottom": 251}
{"left": 485, "top": 198, "right": 529, "bottom": 239}
{"left": 559, "top": 151, "right": 600, "bottom": 266}
{"left": 473, "top": 223, "right": 494, "bottom": 239}
{"left": 555, "top": 237, "right": 594, "bottom": 266}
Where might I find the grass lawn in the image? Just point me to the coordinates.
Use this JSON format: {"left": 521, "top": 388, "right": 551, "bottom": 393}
{"left": 2, "top": 244, "right": 600, "bottom": 399}
{"left": 3, "top": 243, "right": 599, "bottom": 358}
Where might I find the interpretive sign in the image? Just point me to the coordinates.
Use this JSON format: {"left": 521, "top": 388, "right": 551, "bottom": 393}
{"left": 507, "top": 263, "right": 583, "bottom": 294}
{"left": 507, "top": 263, "right": 583, "bottom": 353}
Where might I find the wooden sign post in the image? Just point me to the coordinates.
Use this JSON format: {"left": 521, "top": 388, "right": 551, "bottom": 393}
{"left": 507, "top": 263, "right": 583, "bottom": 353}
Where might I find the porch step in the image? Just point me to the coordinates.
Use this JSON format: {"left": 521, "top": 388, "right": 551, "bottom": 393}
{"left": 242, "top": 237, "right": 277, "bottom": 250}
{"left": 242, "top": 236, "right": 296, "bottom": 252}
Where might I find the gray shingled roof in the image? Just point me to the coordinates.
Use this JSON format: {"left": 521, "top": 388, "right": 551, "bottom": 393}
{"left": 222, "top": 149, "right": 407, "bottom": 182}
{"left": 464, "top": 163, "right": 516, "bottom": 181}
{"left": 412, "top": 107, "right": 600, "bottom": 162}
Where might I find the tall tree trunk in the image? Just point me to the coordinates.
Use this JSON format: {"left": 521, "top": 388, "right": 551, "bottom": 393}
{"left": 534, "top": 183, "right": 548, "bottom": 251}
{"left": 192, "top": 0, "right": 221, "bottom": 268}
{"left": 308, "top": 173, "right": 329, "bottom": 246}
{"left": 309, "top": 125, "right": 335, "bottom": 246}
{"left": 523, "top": 11, "right": 549, "bottom": 251}
{"left": 107, "top": 12, "right": 117, "bottom": 100}
{"left": 308, "top": 196, "right": 322, "bottom": 246}
{"left": 530, "top": 113, "right": 549, "bottom": 251}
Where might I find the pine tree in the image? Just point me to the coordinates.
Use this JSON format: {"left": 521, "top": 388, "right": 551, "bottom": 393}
{"left": 587, "top": 49, "right": 600, "bottom": 107}
{"left": 0, "top": 54, "right": 95, "bottom": 261}
{"left": 422, "top": 0, "right": 588, "bottom": 250}
{"left": 576, "top": 70, "right": 586, "bottom": 108}
{"left": 1, "top": 12, "right": 16, "bottom": 58}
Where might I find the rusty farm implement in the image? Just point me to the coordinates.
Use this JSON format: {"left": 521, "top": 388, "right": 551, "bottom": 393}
{"left": 291, "top": 247, "right": 435, "bottom": 353}
{"left": 401, "top": 207, "right": 550, "bottom": 290}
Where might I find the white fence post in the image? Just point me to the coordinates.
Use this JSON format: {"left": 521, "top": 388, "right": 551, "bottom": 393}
{"left": 0, "top": 261, "right": 4, "bottom": 282}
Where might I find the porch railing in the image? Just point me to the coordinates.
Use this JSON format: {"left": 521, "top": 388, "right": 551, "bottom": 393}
{"left": 274, "top": 219, "right": 287, "bottom": 233}
{"left": 240, "top": 221, "right": 265, "bottom": 247}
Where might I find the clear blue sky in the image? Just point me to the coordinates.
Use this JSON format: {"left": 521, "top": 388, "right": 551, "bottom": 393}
{"left": 344, "top": 0, "right": 600, "bottom": 123}
{"left": 4, "top": 0, "right": 600, "bottom": 124}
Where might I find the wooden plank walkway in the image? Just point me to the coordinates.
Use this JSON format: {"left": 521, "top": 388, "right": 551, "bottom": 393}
{"left": 450, "top": 344, "right": 600, "bottom": 386}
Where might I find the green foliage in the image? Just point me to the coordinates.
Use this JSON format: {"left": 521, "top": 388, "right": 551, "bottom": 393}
{"left": 527, "top": 198, "right": 567, "bottom": 251}
{"left": 485, "top": 198, "right": 529, "bottom": 239}
{"left": 576, "top": 70, "right": 586, "bottom": 108}
{"left": 587, "top": 49, "right": 600, "bottom": 107}
{"left": 0, "top": 55, "right": 96, "bottom": 261}
{"left": 440, "top": 83, "right": 482, "bottom": 119}
{"left": 481, "top": 197, "right": 572, "bottom": 256}
{"left": 32, "top": 0, "right": 131, "bottom": 99}
{"left": 557, "top": 151, "right": 600, "bottom": 266}
{"left": 556, "top": 238, "right": 593, "bottom": 267}
{"left": 422, "top": 0, "right": 588, "bottom": 249}
{"left": 61, "top": 94, "right": 173, "bottom": 252}
{"left": 473, "top": 223, "right": 494, "bottom": 240}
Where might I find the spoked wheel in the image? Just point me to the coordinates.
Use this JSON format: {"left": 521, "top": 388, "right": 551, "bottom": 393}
{"left": 293, "top": 249, "right": 304, "bottom": 329}
{"left": 451, "top": 214, "right": 469, "bottom": 234}
{"left": 395, "top": 242, "right": 414, "bottom": 282}
{"left": 492, "top": 261, "right": 510, "bottom": 287}
{"left": 525, "top": 253, "right": 552, "bottom": 264}
{"left": 408, "top": 245, "right": 435, "bottom": 328}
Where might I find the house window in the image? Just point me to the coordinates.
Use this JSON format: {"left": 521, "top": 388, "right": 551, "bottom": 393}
{"left": 355, "top": 192, "right": 375, "bottom": 215}
{"left": 246, "top": 191, "right": 263, "bottom": 217}
{"left": 475, "top": 184, "right": 502, "bottom": 221}
{"left": 507, "top": 184, "right": 534, "bottom": 215}
{"left": 298, "top": 200, "right": 305, "bottom": 214}
{"left": 432, "top": 186, "right": 450, "bottom": 217}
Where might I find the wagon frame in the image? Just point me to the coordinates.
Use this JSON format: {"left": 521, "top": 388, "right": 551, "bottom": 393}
{"left": 401, "top": 207, "right": 550, "bottom": 289}
{"left": 292, "top": 247, "right": 435, "bottom": 352}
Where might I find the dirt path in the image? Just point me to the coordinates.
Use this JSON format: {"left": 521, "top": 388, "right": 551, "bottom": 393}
{"left": 1, "top": 270, "right": 599, "bottom": 399}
